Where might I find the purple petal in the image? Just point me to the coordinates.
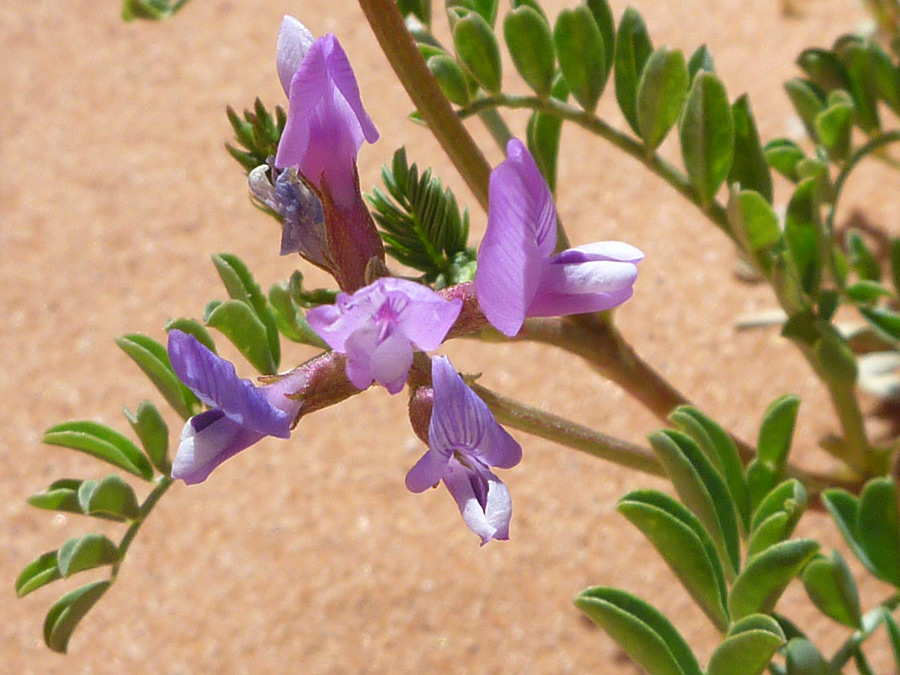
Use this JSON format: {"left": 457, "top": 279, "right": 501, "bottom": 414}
{"left": 306, "top": 286, "right": 383, "bottom": 351}
{"left": 321, "top": 35, "right": 379, "bottom": 145}
{"left": 551, "top": 240, "right": 645, "bottom": 264}
{"left": 275, "top": 35, "right": 377, "bottom": 207}
{"left": 171, "top": 409, "right": 266, "bottom": 485}
{"left": 167, "top": 330, "right": 292, "bottom": 438}
{"left": 428, "top": 356, "right": 487, "bottom": 452}
{"left": 503, "top": 139, "right": 557, "bottom": 256}
{"left": 368, "top": 324, "right": 414, "bottom": 394}
{"left": 443, "top": 459, "right": 512, "bottom": 544}
{"left": 405, "top": 447, "right": 450, "bottom": 493}
{"left": 475, "top": 160, "right": 546, "bottom": 337}
{"left": 382, "top": 278, "right": 461, "bottom": 351}
{"left": 276, "top": 15, "right": 315, "bottom": 97}
{"left": 527, "top": 258, "right": 639, "bottom": 317}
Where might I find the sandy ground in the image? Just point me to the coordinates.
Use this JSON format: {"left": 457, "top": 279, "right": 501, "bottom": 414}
{"left": 5, "top": 0, "right": 900, "bottom": 672}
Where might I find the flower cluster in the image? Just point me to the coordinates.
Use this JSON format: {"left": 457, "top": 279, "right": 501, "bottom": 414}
{"left": 167, "top": 17, "right": 642, "bottom": 544}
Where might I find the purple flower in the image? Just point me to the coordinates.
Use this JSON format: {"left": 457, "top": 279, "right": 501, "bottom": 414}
{"left": 475, "top": 139, "right": 644, "bottom": 337}
{"left": 167, "top": 330, "right": 305, "bottom": 485}
{"left": 406, "top": 356, "right": 522, "bottom": 544}
{"left": 307, "top": 278, "right": 462, "bottom": 394}
{"left": 275, "top": 29, "right": 378, "bottom": 209}
{"left": 274, "top": 22, "right": 384, "bottom": 291}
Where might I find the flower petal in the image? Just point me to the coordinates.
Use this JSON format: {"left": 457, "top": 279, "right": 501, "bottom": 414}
{"left": 172, "top": 409, "right": 266, "bottom": 485}
{"left": 321, "top": 35, "right": 379, "bottom": 145}
{"left": 405, "top": 447, "right": 450, "bottom": 493}
{"left": 443, "top": 459, "right": 512, "bottom": 544}
{"left": 503, "top": 138, "right": 557, "bottom": 256}
{"left": 167, "top": 330, "right": 292, "bottom": 438}
{"left": 306, "top": 285, "right": 385, "bottom": 351}
{"left": 369, "top": 324, "right": 414, "bottom": 394}
{"left": 428, "top": 356, "right": 488, "bottom": 453}
{"left": 475, "top": 160, "right": 545, "bottom": 337}
{"left": 383, "top": 278, "right": 461, "bottom": 351}
{"left": 527, "top": 259, "right": 639, "bottom": 317}
{"left": 552, "top": 240, "right": 645, "bottom": 264}
{"left": 276, "top": 15, "right": 315, "bottom": 97}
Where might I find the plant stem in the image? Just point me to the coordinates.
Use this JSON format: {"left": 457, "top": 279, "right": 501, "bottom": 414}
{"left": 461, "top": 94, "right": 735, "bottom": 241}
{"left": 471, "top": 382, "right": 666, "bottom": 477}
{"left": 828, "top": 595, "right": 900, "bottom": 672}
{"left": 111, "top": 475, "right": 174, "bottom": 580}
{"left": 357, "top": 0, "right": 492, "bottom": 211}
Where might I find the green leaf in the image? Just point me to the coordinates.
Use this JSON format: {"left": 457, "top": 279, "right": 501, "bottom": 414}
{"left": 765, "top": 138, "right": 806, "bottom": 182}
{"left": 846, "top": 228, "right": 882, "bottom": 283}
{"left": 747, "top": 394, "right": 800, "bottom": 506}
{"left": 814, "top": 332, "right": 858, "bottom": 384}
{"left": 636, "top": 47, "right": 689, "bottom": 150}
{"left": 801, "top": 550, "right": 862, "bottom": 628}
{"left": 504, "top": 7, "right": 555, "bottom": 98}
{"left": 618, "top": 490, "right": 729, "bottom": 631}
{"left": 747, "top": 480, "right": 807, "bottom": 557}
{"left": 859, "top": 305, "right": 900, "bottom": 342}
{"left": 554, "top": 6, "right": 606, "bottom": 112}
{"left": 883, "top": 610, "right": 900, "bottom": 671}
{"left": 857, "top": 477, "right": 900, "bottom": 586}
{"left": 836, "top": 39, "right": 881, "bottom": 134}
{"left": 526, "top": 76, "right": 568, "bottom": 192}
{"left": 575, "top": 587, "right": 703, "bottom": 675}
{"left": 115, "top": 333, "right": 199, "bottom": 420}
{"left": 453, "top": 11, "right": 502, "bottom": 93}
{"left": 43, "top": 421, "right": 154, "bottom": 481}
{"left": 397, "top": 0, "right": 431, "bottom": 28}
{"left": 783, "top": 179, "right": 823, "bottom": 299}
{"left": 77, "top": 475, "right": 140, "bottom": 520}
{"left": 784, "top": 638, "right": 828, "bottom": 675}
{"left": 892, "top": 237, "right": 900, "bottom": 294}
{"left": 16, "top": 550, "right": 62, "bottom": 598}
{"left": 707, "top": 615, "right": 785, "bottom": 675}
{"left": 585, "top": 0, "right": 615, "bottom": 80}
{"left": 614, "top": 7, "right": 653, "bottom": 135}
{"left": 870, "top": 42, "right": 900, "bottom": 115}
{"left": 726, "top": 188, "right": 781, "bottom": 274}
{"left": 679, "top": 71, "right": 734, "bottom": 208}
{"left": 687, "top": 45, "right": 715, "bottom": 81}
{"left": 368, "top": 148, "right": 471, "bottom": 284}
{"left": 212, "top": 253, "right": 280, "bottom": 371}
{"left": 729, "top": 96, "right": 773, "bottom": 203}
{"left": 268, "top": 283, "right": 328, "bottom": 347}
{"left": 846, "top": 280, "right": 892, "bottom": 304}
{"left": 727, "top": 539, "right": 820, "bottom": 620}
{"left": 821, "top": 489, "right": 876, "bottom": 572}
{"left": 165, "top": 317, "right": 217, "bottom": 353}
{"left": 427, "top": 54, "right": 471, "bottom": 106}
{"left": 123, "top": 400, "right": 170, "bottom": 474}
{"left": 784, "top": 79, "right": 825, "bottom": 141}
{"left": 814, "top": 92, "right": 854, "bottom": 161}
{"left": 668, "top": 406, "right": 751, "bottom": 532}
{"left": 649, "top": 430, "right": 741, "bottom": 579}
{"left": 57, "top": 533, "right": 119, "bottom": 579}
{"left": 43, "top": 580, "right": 111, "bottom": 653}
{"left": 27, "top": 479, "right": 88, "bottom": 518}
{"left": 206, "top": 300, "right": 278, "bottom": 375}
{"left": 797, "top": 48, "right": 850, "bottom": 92}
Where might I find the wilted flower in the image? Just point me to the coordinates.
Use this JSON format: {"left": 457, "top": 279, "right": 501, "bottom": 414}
{"left": 406, "top": 356, "right": 522, "bottom": 544}
{"left": 167, "top": 330, "right": 305, "bottom": 485}
{"left": 307, "top": 278, "right": 462, "bottom": 394}
{"left": 274, "top": 17, "right": 384, "bottom": 291}
{"left": 475, "top": 138, "right": 644, "bottom": 337}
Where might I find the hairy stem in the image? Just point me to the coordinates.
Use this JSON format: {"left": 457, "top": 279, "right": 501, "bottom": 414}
{"left": 471, "top": 382, "right": 666, "bottom": 477}
{"left": 357, "top": 0, "right": 492, "bottom": 211}
{"left": 828, "top": 595, "right": 900, "bottom": 671}
{"left": 461, "top": 94, "right": 735, "bottom": 241}
{"left": 111, "top": 475, "right": 174, "bottom": 580}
